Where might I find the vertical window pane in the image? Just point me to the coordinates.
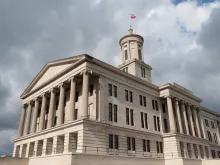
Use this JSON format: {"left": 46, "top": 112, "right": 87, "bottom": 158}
{"left": 138, "top": 49, "right": 142, "bottom": 60}
{"left": 114, "top": 105, "right": 118, "bottom": 123}
{"left": 155, "top": 101, "right": 158, "bottom": 111}
{"left": 125, "top": 90, "right": 128, "bottom": 101}
{"left": 143, "top": 97, "right": 146, "bottom": 107}
{"left": 154, "top": 116, "right": 157, "bottom": 131}
{"left": 156, "top": 141, "right": 159, "bottom": 153}
{"left": 160, "top": 142, "right": 163, "bottom": 153}
{"left": 126, "top": 108, "right": 129, "bottom": 125}
{"left": 145, "top": 113, "right": 148, "bottom": 129}
{"left": 113, "top": 86, "right": 117, "bottom": 98}
{"left": 109, "top": 134, "right": 113, "bottom": 149}
{"left": 131, "top": 109, "right": 134, "bottom": 126}
{"left": 143, "top": 139, "right": 146, "bottom": 152}
{"left": 139, "top": 95, "right": 142, "bottom": 106}
{"left": 127, "top": 137, "right": 131, "bottom": 150}
{"left": 147, "top": 140, "right": 150, "bottom": 152}
{"left": 152, "top": 100, "right": 155, "bottom": 110}
{"left": 157, "top": 117, "right": 160, "bottom": 131}
{"left": 109, "top": 103, "right": 112, "bottom": 121}
{"left": 114, "top": 135, "right": 118, "bottom": 149}
{"left": 141, "top": 112, "right": 144, "bottom": 128}
{"left": 129, "top": 91, "right": 133, "bottom": 102}
{"left": 132, "top": 138, "right": 135, "bottom": 151}
{"left": 108, "top": 84, "right": 112, "bottom": 96}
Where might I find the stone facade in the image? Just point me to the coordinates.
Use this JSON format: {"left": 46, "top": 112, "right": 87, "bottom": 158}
{"left": 12, "top": 28, "right": 220, "bottom": 165}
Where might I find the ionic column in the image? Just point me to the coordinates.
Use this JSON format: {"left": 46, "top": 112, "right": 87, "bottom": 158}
{"left": 193, "top": 106, "right": 201, "bottom": 138}
{"left": 57, "top": 83, "right": 66, "bottom": 125}
{"left": 81, "top": 70, "right": 89, "bottom": 118}
{"left": 23, "top": 102, "right": 33, "bottom": 135}
{"left": 175, "top": 99, "right": 183, "bottom": 134}
{"left": 47, "top": 89, "right": 56, "bottom": 128}
{"left": 31, "top": 98, "right": 40, "bottom": 133}
{"left": 166, "top": 96, "right": 176, "bottom": 133}
{"left": 65, "top": 77, "right": 76, "bottom": 122}
{"left": 186, "top": 104, "right": 195, "bottom": 136}
{"left": 18, "top": 105, "right": 26, "bottom": 137}
{"left": 39, "top": 94, "right": 47, "bottom": 131}
{"left": 181, "top": 101, "right": 190, "bottom": 135}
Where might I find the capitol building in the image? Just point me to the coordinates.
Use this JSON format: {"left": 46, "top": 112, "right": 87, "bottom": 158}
{"left": 12, "top": 27, "right": 220, "bottom": 165}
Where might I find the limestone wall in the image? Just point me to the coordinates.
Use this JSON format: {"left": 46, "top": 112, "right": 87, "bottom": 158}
{"left": 0, "top": 157, "right": 28, "bottom": 165}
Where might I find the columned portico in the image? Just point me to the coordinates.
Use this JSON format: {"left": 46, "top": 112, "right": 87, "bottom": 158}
{"left": 166, "top": 96, "right": 176, "bottom": 133}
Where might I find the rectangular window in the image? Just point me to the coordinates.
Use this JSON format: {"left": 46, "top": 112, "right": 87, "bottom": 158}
{"left": 125, "top": 50, "right": 128, "bottom": 60}
{"left": 114, "top": 105, "right": 118, "bottom": 123}
{"left": 154, "top": 116, "right": 157, "bottom": 131}
{"left": 147, "top": 140, "right": 150, "bottom": 152}
{"left": 132, "top": 138, "right": 136, "bottom": 151}
{"left": 74, "top": 109, "right": 78, "bottom": 120}
{"left": 144, "top": 113, "right": 148, "bottom": 129}
{"left": 213, "top": 133, "right": 218, "bottom": 144}
{"left": 113, "top": 85, "right": 117, "bottom": 98}
{"left": 211, "top": 150, "right": 216, "bottom": 158}
{"left": 207, "top": 131, "right": 212, "bottom": 142}
{"left": 143, "top": 96, "right": 146, "bottom": 107}
{"left": 155, "top": 101, "right": 158, "bottom": 110}
{"left": 109, "top": 84, "right": 112, "bottom": 96}
{"left": 205, "top": 119, "right": 209, "bottom": 127}
{"left": 141, "top": 112, "right": 144, "bottom": 128}
{"left": 138, "top": 49, "right": 142, "bottom": 60}
{"left": 156, "top": 141, "right": 163, "bottom": 153}
{"left": 152, "top": 100, "right": 159, "bottom": 110}
{"left": 127, "top": 137, "right": 131, "bottom": 150}
{"left": 89, "top": 84, "right": 93, "bottom": 96}
{"left": 141, "top": 67, "right": 145, "bottom": 78}
{"left": 131, "top": 109, "right": 134, "bottom": 126}
{"left": 152, "top": 100, "right": 155, "bottom": 110}
{"left": 115, "top": 135, "right": 119, "bottom": 149}
{"left": 143, "top": 139, "right": 146, "bottom": 152}
{"left": 109, "top": 103, "right": 112, "bottom": 122}
{"left": 162, "top": 103, "right": 166, "bottom": 113}
{"left": 109, "top": 134, "right": 113, "bottom": 149}
{"left": 157, "top": 117, "right": 160, "bottom": 131}
{"left": 125, "top": 90, "right": 128, "bottom": 101}
{"left": 129, "top": 91, "right": 133, "bottom": 102}
{"left": 164, "top": 118, "right": 168, "bottom": 132}
{"left": 139, "top": 95, "right": 143, "bottom": 106}
{"left": 211, "top": 121, "right": 215, "bottom": 129}
{"left": 126, "top": 108, "right": 129, "bottom": 125}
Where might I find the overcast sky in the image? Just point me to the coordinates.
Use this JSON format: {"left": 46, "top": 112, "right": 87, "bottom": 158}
{"left": 0, "top": 0, "right": 220, "bottom": 155}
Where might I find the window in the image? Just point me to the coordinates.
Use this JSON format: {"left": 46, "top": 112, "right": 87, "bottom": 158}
{"left": 141, "top": 112, "right": 148, "bottom": 129}
{"left": 141, "top": 67, "right": 145, "bottom": 78}
{"left": 129, "top": 91, "right": 133, "bottom": 102}
{"left": 109, "top": 103, "right": 112, "bottom": 122}
{"left": 205, "top": 146, "right": 209, "bottom": 159}
{"left": 75, "top": 91, "right": 79, "bottom": 102}
{"left": 89, "top": 84, "right": 93, "bottom": 96}
{"left": 139, "top": 95, "right": 142, "bottom": 106}
{"left": 109, "top": 84, "right": 112, "bottom": 96}
{"left": 162, "top": 103, "right": 166, "bottom": 113}
{"left": 213, "top": 133, "right": 218, "bottom": 144}
{"left": 156, "top": 141, "right": 163, "bottom": 153}
{"left": 211, "top": 150, "right": 216, "bottom": 158}
{"left": 211, "top": 121, "right": 215, "bottom": 129}
{"left": 125, "top": 90, "right": 128, "bottom": 101}
{"left": 125, "top": 50, "right": 128, "bottom": 60}
{"left": 154, "top": 116, "right": 160, "bottom": 131}
{"left": 109, "top": 103, "right": 117, "bottom": 123}
{"left": 152, "top": 100, "right": 159, "bottom": 111}
{"left": 139, "top": 95, "right": 146, "bottom": 107}
{"left": 127, "top": 137, "right": 135, "bottom": 151}
{"left": 123, "top": 67, "right": 128, "bottom": 72}
{"left": 138, "top": 49, "right": 142, "bottom": 60}
{"left": 205, "top": 119, "right": 209, "bottom": 127}
{"left": 113, "top": 85, "right": 117, "bottom": 97}
{"left": 126, "top": 108, "right": 134, "bottom": 126}
{"left": 164, "top": 118, "right": 168, "bottom": 133}
{"left": 109, "top": 134, "right": 118, "bottom": 149}
{"left": 207, "top": 131, "right": 212, "bottom": 142}
{"left": 114, "top": 105, "right": 118, "bottom": 122}
{"left": 143, "top": 139, "right": 150, "bottom": 152}
{"left": 187, "top": 143, "right": 192, "bottom": 158}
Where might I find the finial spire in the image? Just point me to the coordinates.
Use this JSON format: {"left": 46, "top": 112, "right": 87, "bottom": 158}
{"left": 128, "top": 25, "right": 133, "bottom": 34}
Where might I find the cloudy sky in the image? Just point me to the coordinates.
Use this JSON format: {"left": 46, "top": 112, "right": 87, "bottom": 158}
{"left": 0, "top": 0, "right": 220, "bottom": 155}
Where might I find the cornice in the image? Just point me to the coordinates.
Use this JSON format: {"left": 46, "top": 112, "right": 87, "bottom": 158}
{"left": 118, "top": 58, "right": 152, "bottom": 70}
{"left": 119, "top": 34, "right": 144, "bottom": 45}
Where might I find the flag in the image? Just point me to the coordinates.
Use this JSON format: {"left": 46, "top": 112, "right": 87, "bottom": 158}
{"left": 130, "top": 14, "right": 136, "bottom": 19}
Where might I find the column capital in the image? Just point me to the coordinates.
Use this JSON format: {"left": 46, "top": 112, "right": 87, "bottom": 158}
{"left": 40, "top": 92, "right": 50, "bottom": 98}
{"left": 174, "top": 97, "right": 180, "bottom": 104}
{"left": 80, "top": 69, "right": 92, "bottom": 75}
{"left": 58, "top": 82, "right": 68, "bottom": 88}
{"left": 49, "top": 87, "right": 59, "bottom": 94}
{"left": 185, "top": 102, "right": 191, "bottom": 107}
{"left": 69, "top": 76, "right": 76, "bottom": 82}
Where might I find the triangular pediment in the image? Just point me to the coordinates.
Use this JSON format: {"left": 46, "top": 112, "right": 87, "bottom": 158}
{"left": 21, "top": 54, "right": 87, "bottom": 98}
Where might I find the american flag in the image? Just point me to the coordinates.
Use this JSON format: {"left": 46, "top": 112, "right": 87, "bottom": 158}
{"left": 130, "top": 14, "right": 136, "bottom": 19}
